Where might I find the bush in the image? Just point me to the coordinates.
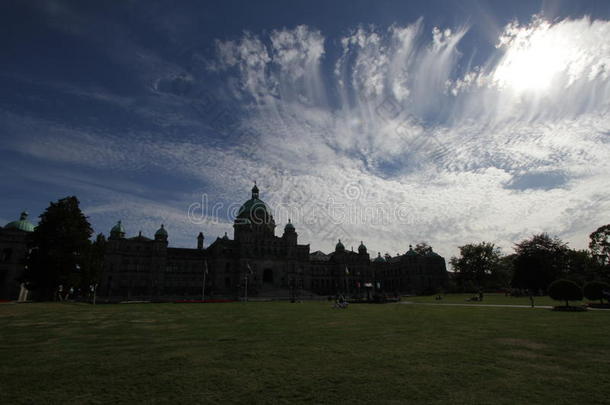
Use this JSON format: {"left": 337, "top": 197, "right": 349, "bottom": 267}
{"left": 548, "top": 279, "right": 583, "bottom": 307}
{"left": 583, "top": 281, "right": 610, "bottom": 304}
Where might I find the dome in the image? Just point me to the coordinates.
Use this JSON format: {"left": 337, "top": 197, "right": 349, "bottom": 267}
{"left": 4, "top": 211, "right": 35, "bottom": 232}
{"left": 335, "top": 239, "right": 345, "bottom": 252}
{"left": 155, "top": 224, "right": 168, "bottom": 239}
{"left": 358, "top": 241, "right": 367, "bottom": 253}
{"left": 284, "top": 219, "right": 295, "bottom": 232}
{"left": 406, "top": 244, "right": 418, "bottom": 256}
{"left": 373, "top": 252, "right": 386, "bottom": 263}
{"left": 222, "top": 232, "right": 229, "bottom": 240}
{"left": 110, "top": 221, "right": 125, "bottom": 238}
{"left": 236, "top": 183, "right": 273, "bottom": 224}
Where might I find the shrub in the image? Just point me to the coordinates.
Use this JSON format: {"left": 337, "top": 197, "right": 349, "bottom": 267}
{"left": 583, "top": 281, "right": 610, "bottom": 304}
{"left": 548, "top": 279, "right": 583, "bottom": 307}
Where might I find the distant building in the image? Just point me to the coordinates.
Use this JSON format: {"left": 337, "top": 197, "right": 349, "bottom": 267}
{"left": 0, "top": 212, "right": 35, "bottom": 301}
{"left": 99, "top": 184, "right": 448, "bottom": 300}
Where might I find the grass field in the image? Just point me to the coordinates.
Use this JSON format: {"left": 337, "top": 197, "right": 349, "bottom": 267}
{"left": 1, "top": 300, "right": 609, "bottom": 404}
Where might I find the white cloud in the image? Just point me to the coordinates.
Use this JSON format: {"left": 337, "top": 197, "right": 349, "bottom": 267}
{"left": 4, "top": 16, "right": 609, "bottom": 263}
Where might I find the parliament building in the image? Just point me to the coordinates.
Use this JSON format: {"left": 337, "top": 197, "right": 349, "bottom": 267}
{"left": 99, "top": 184, "right": 448, "bottom": 300}
{"left": 0, "top": 184, "right": 448, "bottom": 301}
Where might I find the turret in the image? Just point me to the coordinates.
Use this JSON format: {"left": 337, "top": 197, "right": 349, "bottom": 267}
{"left": 358, "top": 241, "right": 367, "bottom": 255}
{"left": 197, "top": 232, "right": 204, "bottom": 250}
{"left": 282, "top": 219, "right": 297, "bottom": 245}
{"left": 335, "top": 239, "right": 345, "bottom": 253}
{"left": 154, "top": 224, "right": 168, "bottom": 242}
{"left": 110, "top": 220, "right": 125, "bottom": 239}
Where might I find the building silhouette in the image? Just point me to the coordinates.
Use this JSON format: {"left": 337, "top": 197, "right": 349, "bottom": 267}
{"left": 0, "top": 185, "right": 448, "bottom": 301}
{"left": 100, "top": 184, "right": 448, "bottom": 300}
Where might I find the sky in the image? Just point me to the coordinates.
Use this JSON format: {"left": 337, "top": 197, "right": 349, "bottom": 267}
{"left": 0, "top": 0, "right": 609, "bottom": 261}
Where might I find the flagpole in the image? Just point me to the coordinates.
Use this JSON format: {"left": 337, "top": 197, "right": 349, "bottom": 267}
{"left": 202, "top": 260, "right": 208, "bottom": 301}
{"left": 345, "top": 265, "right": 350, "bottom": 298}
{"left": 245, "top": 273, "right": 248, "bottom": 302}
{"left": 245, "top": 262, "right": 252, "bottom": 302}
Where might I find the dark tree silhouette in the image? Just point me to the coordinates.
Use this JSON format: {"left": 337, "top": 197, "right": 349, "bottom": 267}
{"left": 589, "top": 224, "right": 610, "bottom": 278}
{"left": 512, "top": 233, "right": 569, "bottom": 293}
{"left": 548, "top": 279, "right": 583, "bottom": 307}
{"left": 81, "top": 233, "right": 107, "bottom": 290}
{"left": 23, "top": 196, "right": 93, "bottom": 300}
{"left": 583, "top": 280, "right": 610, "bottom": 304}
{"left": 450, "top": 242, "right": 502, "bottom": 291}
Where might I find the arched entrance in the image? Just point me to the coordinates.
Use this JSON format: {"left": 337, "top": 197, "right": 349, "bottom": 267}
{"left": 263, "top": 268, "right": 273, "bottom": 284}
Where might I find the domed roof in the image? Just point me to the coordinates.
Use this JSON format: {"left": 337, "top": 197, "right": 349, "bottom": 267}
{"left": 358, "top": 241, "right": 367, "bottom": 251}
{"left": 335, "top": 239, "right": 345, "bottom": 252}
{"left": 373, "top": 252, "right": 386, "bottom": 263}
{"left": 222, "top": 232, "right": 229, "bottom": 240}
{"left": 111, "top": 220, "right": 125, "bottom": 234}
{"left": 284, "top": 219, "right": 295, "bottom": 231}
{"left": 406, "top": 244, "right": 418, "bottom": 256}
{"left": 155, "top": 224, "right": 168, "bottom": 238}
{"left": 5, "top": 211, "right": 35, "bottom": 232}
{"left": 236, "top": 183, "right": 272, "bottom": 224}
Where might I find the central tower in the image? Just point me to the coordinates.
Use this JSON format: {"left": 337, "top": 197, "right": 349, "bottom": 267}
{"left": 233, "top": 183, "right": 276, "bottom": 242}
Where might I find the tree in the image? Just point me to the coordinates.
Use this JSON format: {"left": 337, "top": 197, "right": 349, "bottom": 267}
{"left": 450, "top": 242, "right": 502, "bottom": 291}
{"left": 583, "top": 281, "right": 610, "bottom": 305}
{"left": 81, "top": 233, "right": 107, "bottom": 291}
{"left": 414, "top": 242, "right": 432, "bottom": 255}
{"left": 23, "top": 197, "right": 93, "bottom": 300}
{"left": 548, "top": 279, "right": 583, "bottom": 307}
{"left": 512, "top": 233, "right": 569, "bottom": 293}
{"left": 589, "top": 224, "right": 610, "bottom": 278}
{"left": 565, "top": 249, "right": 599, "bottom": 284}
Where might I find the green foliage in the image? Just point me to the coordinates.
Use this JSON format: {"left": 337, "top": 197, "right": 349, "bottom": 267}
{"left": 589, "top": 224, "right": 610, "bottom": 279}
{"left": 80, "top": 233, "right": 107, "bottom": 290}
{"left": 512, "top": 233, "right": 569, "bottom": 292}
{"left": 23, "top": 196, "right": 93, "bottom": 300}
{"left": 583, "top": 280, "right": 610, "bottom": 304}
{"left": 589, "top": 224, "right": 610, "bottom": 263}
{"left": 450, "top": 242, "right": 504, "bottom": 291}
{"left": 548, "top": 279, "right": 583, "bottom": 307}
{"left": 565, "top": 249, "right": 599, "bottom": 284}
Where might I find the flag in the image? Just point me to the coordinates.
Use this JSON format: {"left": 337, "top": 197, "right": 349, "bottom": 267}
{"left": 345, "top": 266, "right": 349, "bottom": 275}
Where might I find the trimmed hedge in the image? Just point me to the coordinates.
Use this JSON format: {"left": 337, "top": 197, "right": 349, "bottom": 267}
{"left": 583, "top": 281, "right": 610, "bottom": 304}
{"left": 548, "top": 279, "right": 583, "bottom": 307}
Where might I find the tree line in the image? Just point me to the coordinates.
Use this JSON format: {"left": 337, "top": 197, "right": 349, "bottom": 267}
{"left": 450, "top": 226, "right": 610, "bottom": 297}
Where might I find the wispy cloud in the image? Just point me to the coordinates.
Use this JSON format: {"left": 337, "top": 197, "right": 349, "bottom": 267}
{"left": 2, "top": 14, "right": 609, "bottom": 261}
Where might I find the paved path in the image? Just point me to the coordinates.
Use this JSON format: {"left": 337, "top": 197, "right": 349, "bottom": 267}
{"left": 400, "top": 301, "right": 553, "bottom": 309}
{"left": 400, "top": 302, "right": 610, "bottom": 310}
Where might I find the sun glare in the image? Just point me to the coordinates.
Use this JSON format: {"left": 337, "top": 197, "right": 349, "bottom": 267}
{"left": 492, "top": 20, "right": 573, "bottom": 93}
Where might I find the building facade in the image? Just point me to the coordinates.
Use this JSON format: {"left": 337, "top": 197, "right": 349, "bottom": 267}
{"left": 99, "top": 185, "right": 448, "bottom": 300}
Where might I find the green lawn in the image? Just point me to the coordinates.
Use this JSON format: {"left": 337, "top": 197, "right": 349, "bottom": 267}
{"left": 406, "top": 293, "right": 583, "bottom": 306}
{"left": 1, "top": 302, "right": 609, "bottom": 404}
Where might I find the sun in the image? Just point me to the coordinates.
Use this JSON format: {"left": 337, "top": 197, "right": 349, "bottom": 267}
{"left": 492, "top": 19, "right": 573, "bottom": 94}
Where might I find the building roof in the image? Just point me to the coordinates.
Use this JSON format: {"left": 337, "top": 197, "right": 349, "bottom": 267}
{"left": 310, "top": 250, "right": 330, "bottom": 261}
{"left": 4, "top": 211, "right": 35, "bottom": 232}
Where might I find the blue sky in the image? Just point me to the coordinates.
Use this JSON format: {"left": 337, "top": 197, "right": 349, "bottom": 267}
{"left": 1, "top": 0, "right": 609, "bottom": 260}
